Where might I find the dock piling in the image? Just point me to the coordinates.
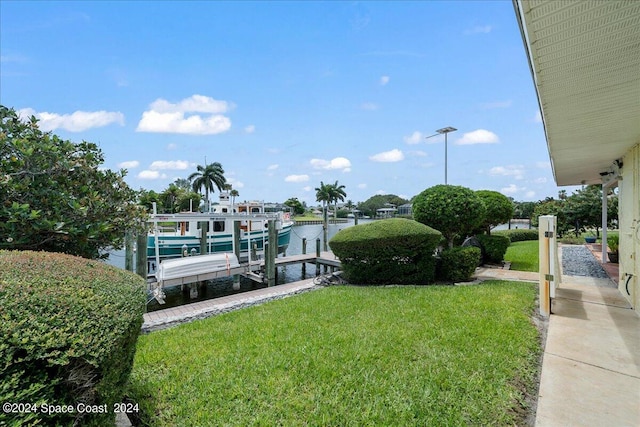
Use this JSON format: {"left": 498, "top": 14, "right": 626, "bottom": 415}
{"left": 301, "top": 237, "right": 307, "bottom": 276}
{"left": 125, "top": 231, "right": 133, "bottom": 272}
{"left": 135, "top": 232, "right": 148, "bottom": 279}
{"left": 266, "top": 220, "right": 278, "bottom": 286}
{"left": 315, "top": 238, "right": 321, "bottom": 276}
{"left": 233, "top": 221, "right": 241, "bottom": 290}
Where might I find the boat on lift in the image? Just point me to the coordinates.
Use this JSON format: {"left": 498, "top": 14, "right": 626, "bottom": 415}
{"left": 146, "top": 192, "right": 292, "bottom": 274}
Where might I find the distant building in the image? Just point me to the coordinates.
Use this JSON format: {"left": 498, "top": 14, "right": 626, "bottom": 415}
{"left": 398, "top": 203, "right": 413, "bottom": 216}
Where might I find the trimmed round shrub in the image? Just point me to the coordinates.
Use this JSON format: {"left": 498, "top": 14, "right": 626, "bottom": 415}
{"left": 493, "top": 229, "right": 539, "bottom": 242}
{"left": 475, "top": 190, "right": 514, "bottom": 234}
{"left": 413, "top": 185, "right": 486, "bottom": 248}
{"left": 437, "top": 247, "right": 481, "bottom": 282}
{"left": 329, "top": 218, "right": 442, "bottom": 285}
{"left": 0, "top": 250, "right": 146, "bottom": 427}
{"left": 476, "top": 234, "right": 511, "bottom": 263}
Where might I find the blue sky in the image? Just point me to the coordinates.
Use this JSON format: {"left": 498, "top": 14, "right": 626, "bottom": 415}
{"left": 1, "top": 1, "right": 569, "bottom": 206}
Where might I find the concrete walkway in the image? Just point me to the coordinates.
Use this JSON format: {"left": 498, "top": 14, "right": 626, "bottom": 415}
{"left": 142, "top": 279, "right": 318, "bottom": 332}
{"left": 475, "top": 258, "right": 640, "bottom": 426}
{"left": 535, "top": 277, "right": 640, "bottom": 427}
{"left": 474, "top": 266, "right": 539, "bottom": 282}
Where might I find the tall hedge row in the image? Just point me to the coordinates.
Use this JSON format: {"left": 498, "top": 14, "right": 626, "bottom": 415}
{"left": 329, "top": 218, "right": 442, "bottom": 285}
{"left": 0, "top": 251, "right": 146, "bottom": 427}
{"left": 493, "top": 229, "right": 539, "bottom": 242}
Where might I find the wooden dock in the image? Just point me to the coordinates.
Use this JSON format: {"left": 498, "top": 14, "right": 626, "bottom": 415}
{"left": 266, "top": 251, "right": 340, "bottom": 268}
{"left": 293, "top": 219, "right": 348, "bottom": 225}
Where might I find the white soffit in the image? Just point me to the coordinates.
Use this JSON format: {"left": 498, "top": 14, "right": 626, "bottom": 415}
{"left": 515, "top": 0, "right": 640, "bottom": 185}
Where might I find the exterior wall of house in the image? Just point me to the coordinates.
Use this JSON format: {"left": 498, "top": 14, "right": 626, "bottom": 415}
{"left": 618, "top": 142, "right": 640, "bottom": 309}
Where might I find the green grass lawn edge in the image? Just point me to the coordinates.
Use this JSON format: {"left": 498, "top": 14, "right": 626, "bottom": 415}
{"left": 505, "top": 240, "right": 539, "bottom": 272}
{"left": 128, "top": 281, "right": 541, "bottom": 426}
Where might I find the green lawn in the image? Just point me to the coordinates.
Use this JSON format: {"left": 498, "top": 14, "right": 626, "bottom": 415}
{"left": 505, "top": 241, "right": 539, "bottom": 272}
{"left": 129, "top": 282, "right": 540, "bottom": 426}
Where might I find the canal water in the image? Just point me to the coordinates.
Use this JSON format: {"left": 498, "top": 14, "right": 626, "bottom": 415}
{"left": 104, "top": 219, "right": 529, "bottom": 312}
{"left": 104, "top": 220, "right": 365, "bottom": 312}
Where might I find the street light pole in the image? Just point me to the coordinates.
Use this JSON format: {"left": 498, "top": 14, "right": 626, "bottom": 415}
{"left": 426, "top": 126, "right": 457, "bottom": 184}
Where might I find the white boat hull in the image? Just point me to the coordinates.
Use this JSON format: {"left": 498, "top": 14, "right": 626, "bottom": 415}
{"left": 155, "top": 253, "right": 241, "bottom": 286}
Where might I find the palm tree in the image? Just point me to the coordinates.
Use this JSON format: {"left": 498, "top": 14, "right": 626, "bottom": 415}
{"left": 315, "top": 181, "right": 333, "bottom": 250}
{"left": 188, "top": 162, "right": 226, "bottom": 209}
{"left": 315, "top": 181, "right": 332, "bottom": 216}
{"left": 160, "top": 183, "right": 182, "bottom": 213}
{"left": 230, "top": 189, "right": 239, "bottom": 207}
{"left": 173, "top": 178, "right": 191, "bottom": 190}
{"left": 328, "top": 180, "right": 347, "bottom": 219}
{"left": 345, "top": 199, "right": 354, "bottom": 210}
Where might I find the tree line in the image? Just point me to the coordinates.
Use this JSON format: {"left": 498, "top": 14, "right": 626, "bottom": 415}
{"left": 1, "top": 105, "right": 617, "bottom": 260}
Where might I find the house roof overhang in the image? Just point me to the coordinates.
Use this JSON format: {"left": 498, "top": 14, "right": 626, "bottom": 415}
{"left": 513, "top": 0, "right": 640, "bottom": 186}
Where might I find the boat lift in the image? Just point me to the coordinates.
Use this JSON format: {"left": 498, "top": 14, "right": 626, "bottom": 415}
{"left": 147, "top": 206, "right": 285, "bottom": 304}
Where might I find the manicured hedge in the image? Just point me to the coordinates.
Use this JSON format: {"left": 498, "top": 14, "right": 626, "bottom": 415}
{"left": 329, "top": 218, "right": 442, "bottom": 285}
{"left": 476, "top": 234, "right": 511, "bottom": 263}
{"left": 493, "top": 229, "right": 539, "bottom": 242}
{"left": 437, "top": 247, "right": 481, "bottom": 283}
{"left": 0, "top": 250, "right": 146, "bottom": 427}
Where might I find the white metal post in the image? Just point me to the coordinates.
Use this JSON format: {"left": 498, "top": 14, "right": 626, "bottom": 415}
{"left": 538, "top": 215, "right": 558, "bottom": 317}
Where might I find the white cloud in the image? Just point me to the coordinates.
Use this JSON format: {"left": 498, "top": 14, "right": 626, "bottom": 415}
{"left": 501, "top": 184, "right": 521, "bottom": 195}
{"left": 375, "top": 190, "right": 388, "bottom": 195}
{"left": 536, "top": 161, "right": 551, "bottom": 169}
{"left": 244, "top": 125, "right": 255, "bottom": 133}
{"left": 464, "top": 25, "right": 492, "bottom": 35}
{"left": 267, "top": 164, "right": 279, "bottom": 171}
{"left": 361, "top": 102, "right": 379, "bottom": 111}
{"left": 369, "top": 149, "right": 404, "bottom": 163}
{"left": 410, "top": 150, "right": 428, "bottom": 157}
{"left": 532, "top": 177, "right": 548, "bottom": 184}
{"left": 137, "top": 110, "right": 231, "bottom": 135}
{"left": 480, "top": 100, "right": 512, "bottom": 109}
{"left": 118, "top": 160, "right": 139, "bottom": 169}
{"left": 488, "top": 165, "right": 525, "bottom": 180}
{"left": 18, "top": 108, "right": 124, "bottom": 132}
{"left": 138, "top": 170, "right": 167, "bottom": 180}
{"left": 285, "top": 174, "right": 309, "bottom": 183}
{"left": 149, "top": 160, "right": 189, "bottom": 170}
{"left": 534, "top": 110, "right": 543, "bottom": 123}
{"left": 150, "top": 94, "right": 231, "bottom": 114}
{"left": 310, "top": 157, "right": 351, "bottom": 172}
{"left": 303, "top": 186, "right": 312, "bottom": 192}
{"left": 227, "top": 177, "right": 244, "bottom": 189}
{"left": 456, "top": 129, "right": 499, "bottom": 145}
{"left": 167, "top": 143, "right": 178, "bottom": 150}
{"left": 357, "top": 183, "right": 367, "bottom": 189}
{"left": 380, "top": 75, "right": 390, "bottom": 86}
{"left": 404, "top": 131, "right": 424, "bottom": 145}
{"left": 525, "top": 191, "right": 536, "bottom": 199}
{"left": 136, "top": 95, "right": 232, "bottom": 135}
